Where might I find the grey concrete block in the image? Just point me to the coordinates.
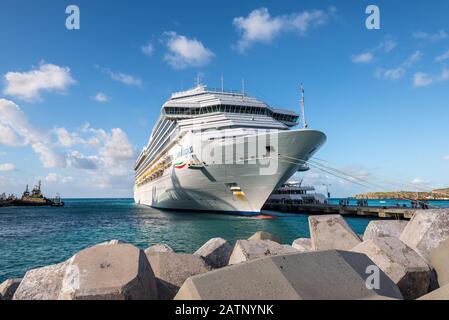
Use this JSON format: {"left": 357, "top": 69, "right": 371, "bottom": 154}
{"left": 174, "top": 250, "right": 403, "bottom": 300}
{"left": 13, "top": 261, "right": 68, "bottom": 300}
{"left": 400, "top": 209, "right": 449, "bottom": 264}
{"left": 430, "top": 238, "right": 449, "bottom": 287}
{"left": 0, "top": 278, "right": 22, "bottom": 300}
{"left": 309, "top": 215, "right": 362, "bottom": 251}
{"left": 228, "top": 240, "right": 296, "bottom": 265}
{"left": 194, "top": 238, "right": 232, "bottom": 268}
{"left": 98, "top": 239, "right": 127, "bottom": 245}
{"left": 363, "top": 220, "right": 408, "bottom": 241}
{"left": 59, "top": 243, "right": 158, "bottom": 300}
{"left": 147, "top": 252, "right": 210, "bottom": 300}
{"left": 292, "top": 238, "right": 312, "bottom": 252}
{"left": 248, "top": 231, "right": 281, "bottom": 244}
{"left": 352, "top": 236, "right": 431, "bottom": 300}
{"left": 145, "top": 243, "right": 174, "bottom": 254}
{"left": 418, "top": 284, "right": 449, "bottom": 300}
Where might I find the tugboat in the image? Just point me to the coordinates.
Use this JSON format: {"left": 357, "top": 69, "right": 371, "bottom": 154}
{"left": 51, "top": 194, "right": 65, "bottom": 207}
{"left": 13, "top": 181, "right": 64, "bottom": 207}
{"left": 0, "top": 193, "right": 15, "bottom": 207}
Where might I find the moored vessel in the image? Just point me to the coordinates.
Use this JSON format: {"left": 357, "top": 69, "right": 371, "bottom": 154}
{"left": 134, "top": 84, "right": 326, "bottom": 214}
{"left": 264, "top": 180, "right": 328, "bottom": 206}
{"left": 12, "top": 181, "right": 65, "bottom": 207}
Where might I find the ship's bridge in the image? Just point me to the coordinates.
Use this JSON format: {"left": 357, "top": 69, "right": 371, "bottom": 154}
{"left": 135, "top": 85, "right": 300, "bottom": 172}
{"left": 161, "top": 85, "right": 299, "bottom": 127}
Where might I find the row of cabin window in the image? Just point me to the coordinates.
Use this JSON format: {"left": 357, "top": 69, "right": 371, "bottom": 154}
{"left": 273, "top": 190, "right": 308, "bottom": 195}
{"left": 164, "top": 105, "right": 298, "bottom": 123}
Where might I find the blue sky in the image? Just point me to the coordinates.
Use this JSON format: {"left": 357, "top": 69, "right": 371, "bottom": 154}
{"left": 0, "top": 0, "right": 448, "bottom": 198}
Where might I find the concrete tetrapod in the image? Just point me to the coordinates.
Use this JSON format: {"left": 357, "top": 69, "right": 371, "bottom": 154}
{"left": 352, "top": 236, "right": 431, "bottom": 300}
{"left": 430, "top": 238, "right": 449, "bottom": 287}
{"left": 418, "top": 284, "right": 449, "bottom": 300}
{"left": 399, "top": 209, "right": 449, "bottom": 264}
{"left": 248, "top": 231, "right": 281, "bottom": 244}
{"left": 146, "top": 252, "right": 211, "bottom": 300}
{"left": 228, "top": 239, "right": 297, "bottom": 265}
{"left": 59, "top": 243, "right": 158, "bottom": 300}
{"left": 309, "top": 215, "right": 362, "bottom": 251}
{"left": 291, "top": 238, "right": 312, "bottom": 252}
{"left": 175, "top": 250, "right": 404, "bottom": 300}
{"left": 13, "top": 261, "right": 69, "bottom": 300}
{"left": 0, "top": 278, "right": 22, "bottom": 300}
{"left": 194, "top": 238, "right": 233, "bottom": 269}
{"left": 145, "top": 244, "right": 174, "bottom": 254}
{"left": 363, "top": 220, "right": 408, "bottom": 241}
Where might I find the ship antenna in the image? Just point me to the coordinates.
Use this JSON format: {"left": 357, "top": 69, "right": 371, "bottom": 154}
{"left": 300, "top": 84, "right": 308, "bottom": 128}
{"left": 241, "top": 78, "right": 245, "bottom": 95}
{"left": 195, "top": 74, "right": 201, "bottom": 87}
{"left": 221, "top": 74, "right": 224, "bottom": 93}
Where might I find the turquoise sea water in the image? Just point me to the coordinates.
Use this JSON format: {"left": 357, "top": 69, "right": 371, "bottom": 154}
{"left": 0, "top": 198, "right": 379, "bottom": 282}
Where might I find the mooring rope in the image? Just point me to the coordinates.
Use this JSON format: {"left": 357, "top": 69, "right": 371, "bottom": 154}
{"left": 279, "top": 154, "right": 439, "bottom": 208}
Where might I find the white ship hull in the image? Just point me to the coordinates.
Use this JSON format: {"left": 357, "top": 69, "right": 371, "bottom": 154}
{"left": 134, "top": 129, "right": 326, "bottom": 214}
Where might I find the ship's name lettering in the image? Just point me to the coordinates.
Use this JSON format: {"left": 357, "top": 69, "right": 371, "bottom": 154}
{"left": 176, "top": 146, "right": 193, "bottom": 158}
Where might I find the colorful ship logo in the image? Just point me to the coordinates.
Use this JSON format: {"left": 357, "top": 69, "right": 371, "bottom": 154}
{"left": 174, "top": 161, "right": 187, "bottom": 169}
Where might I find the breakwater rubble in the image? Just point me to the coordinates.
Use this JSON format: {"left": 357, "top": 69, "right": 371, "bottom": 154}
{"left": 1, "top": 209, "right": 448, "bottom": 300}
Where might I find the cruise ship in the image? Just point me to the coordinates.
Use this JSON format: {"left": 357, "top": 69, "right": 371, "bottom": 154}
{"left": 134, "top": 84, "right": 326, "bottom": 214}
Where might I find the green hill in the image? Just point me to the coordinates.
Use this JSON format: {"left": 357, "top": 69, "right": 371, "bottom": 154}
{"left": 434, "top": 188, "right": 449, "bottom": 194}
{"left": 354, "top": 188, "right": 449, "bottom": 200}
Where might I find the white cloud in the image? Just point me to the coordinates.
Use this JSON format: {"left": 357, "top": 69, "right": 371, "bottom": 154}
{"left": 352, "top": 37, "right": 398, "bottom": 66}
{"left": 413, "top": 30, "right": 448, "bottom": 41}
{"left": 93, "top": 92, "right": 109, "bottom": 103}
{"left": 374, "top": 50, "right": 422, "bottom": 82}
{"left": 53, "top": 127, "right": 85, "bottom": 147}
{"left": 378, "top": 39, "right": 397, "bottom": 53}
{"left": 233, "top": 8, "right": 283, "bottom": 52}
{"left": 68, "top": 151, "right": 98, "bottom": 170}
{"left": 141, "top": 42, "right": 154, "bottom": 56}
{"left": 0, "top": 99, "right": 66, "bottom": 168}
{"left": 101, "top": 68, "right": 142, "bottom": 86}
{"left": 413, "top": 72, "right": 433, "bottom": 87}
{"left": 76, "top": 124, "right": 136, "bottom": 177}
{"left": 413, "top": 67, "right": 449, "bottom": 88}
{"left": 163, "top": 32, "right": 214, "bottom": 69}
{"left": 435, "top": 50, "right": 449, "bottom": 62}
{"left": 99, "top": 128, "right": 136, "bottom": 176}
{"left": 0, "top": 163, "right": 16, "bottom": 172}
{"left": 233, "top": 7, "right": 335, "bottom": 53}
{"left": 1, "top": 99, "right": 137, "bottom": 193}
{"left": 440, "top": 67, "right": 449, "bottom": 81}
{"left": 351, "top": 52, "right": 373, "bottom": 64}
{"left": 3, "top": 62, "right": 75, "bottom": 102}
{"left": 443, "top": 155, "right": 449, "bottom": 161}
{"left": 0, "top": 122, "right": 19, "bottom": 146}
{"left": 44, "top": 172, "right": 73, "bottom": 184}
{"left": 411, "top": 177, "right": 430, "bottom": 185}
{"left": 109, "top": 71, "right": 142, "bottom": 86}
{"left": 403, "top": 50, "right": 422, "bottom": 67}
{"left": 375, "top": 67, "right": 406, "bottom": 80}
{"left": 31, "top": 142, "right": 67, "bottom": 168}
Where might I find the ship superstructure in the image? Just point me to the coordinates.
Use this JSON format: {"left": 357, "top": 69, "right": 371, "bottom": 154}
{"left": 265, "top": 180, "right": 328, "bottom": 206}
{"left": 134, "top": 85, "right": 326, "bottom": 214}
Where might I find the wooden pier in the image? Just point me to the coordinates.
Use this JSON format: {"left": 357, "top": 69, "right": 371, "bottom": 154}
{"left": 263, "top": 203, "right": 416, "bottom": 220}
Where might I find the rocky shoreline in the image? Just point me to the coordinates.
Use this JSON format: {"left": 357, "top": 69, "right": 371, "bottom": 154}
{"left": 1, "top": 209, "right": 448, "bottom": 300}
